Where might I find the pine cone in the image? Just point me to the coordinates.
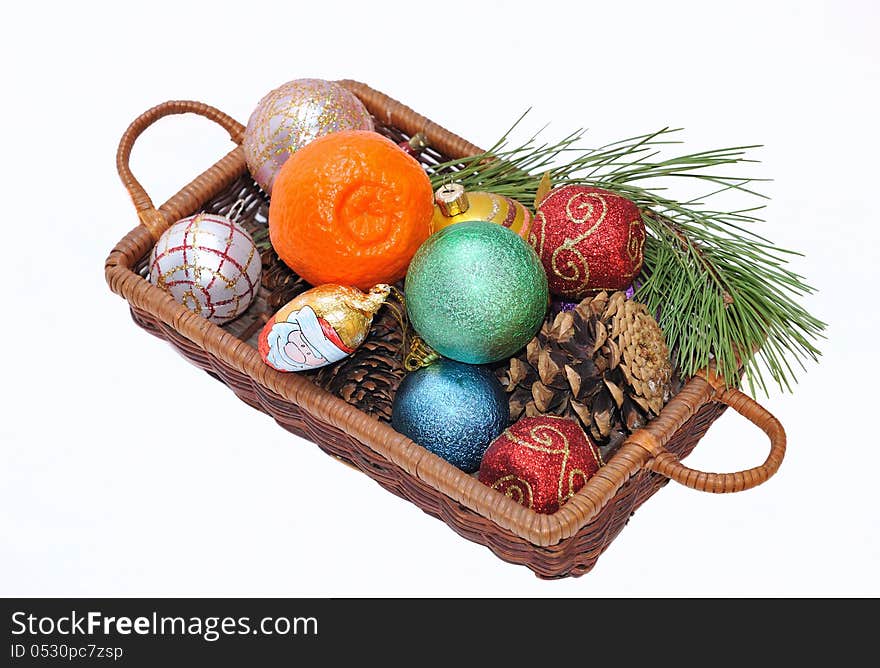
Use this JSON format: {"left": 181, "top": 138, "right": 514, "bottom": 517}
{"left": 313, "top": 306, "right": 405, "bottom": 422}
{"left": 604, "top": 291, "right": 673, "bottom": 415}
{"left": 261, "top": 260, "right": 310, "bottom": 311}
{"left": 499, "top": 291, "right": 679, "bottom": 459}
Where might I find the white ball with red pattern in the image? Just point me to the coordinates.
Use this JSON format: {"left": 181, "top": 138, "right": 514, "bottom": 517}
{"left": 148, "top": 213, "right": 262, "bottom": 324}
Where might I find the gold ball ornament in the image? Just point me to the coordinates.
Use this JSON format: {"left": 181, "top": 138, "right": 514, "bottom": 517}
{"left": 432, "top": 183, "right": 532, "bottom": 240}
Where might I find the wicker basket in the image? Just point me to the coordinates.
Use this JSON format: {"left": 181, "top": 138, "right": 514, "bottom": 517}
{"left": 105, "top": 82, "right": 786, "bottom": 579}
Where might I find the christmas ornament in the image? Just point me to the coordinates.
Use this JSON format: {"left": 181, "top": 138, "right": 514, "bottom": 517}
{"left": 479, "top": 416, "right": 602, "bottom": 514}
{"left": 530, "top": 184, "right": 645, "bottom": 299}
{"left": 404, "top": 222, "right": 548, "bottom": 364}
{"left": 391, "top": 359, "right": 508, "bottom": 472}
{"left": 148, "top": 209, "right": 261, "bottom": 324}
{"left": 258, "top": 283, "right": 394, "bottom": 372}
{"left": 398, "top": 132, "right": 429, "bottom": 158}
{"left": 269, "top": 130, "right": 434, "bottom": 290}
{"left": 432, "top": 183, "right": 532, "bottom": 240}
{"left": 242, "top": 78, "right": 374, "bottom": 194}
{"left": 499, "top": 290, "right": 677, "bottom": 458}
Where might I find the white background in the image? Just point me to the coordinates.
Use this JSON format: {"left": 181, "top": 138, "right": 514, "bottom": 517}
{"left": 2, "top": 0, "right": 877, "bottom": 596}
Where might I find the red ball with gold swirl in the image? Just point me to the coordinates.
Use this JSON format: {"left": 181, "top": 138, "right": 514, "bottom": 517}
{"left": 530, "top": 184, "right": 645, "bottom": 300}
{"left": 478, "top": 416, "right": 602, "bottom": 514}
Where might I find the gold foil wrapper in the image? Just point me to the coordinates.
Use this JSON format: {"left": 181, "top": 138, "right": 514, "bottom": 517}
{"left": 275, "top": 284, "right": 391, "bottom": 350}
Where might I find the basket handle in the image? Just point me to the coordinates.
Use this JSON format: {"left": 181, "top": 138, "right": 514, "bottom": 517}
{"left": 116, "top": 100, "right": 245, "bottom": 241}
{"left": 630, "top": 372, "right": 786, "bottom": 493}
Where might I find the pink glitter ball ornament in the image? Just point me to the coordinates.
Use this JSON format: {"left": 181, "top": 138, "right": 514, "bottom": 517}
{"left": 242, "top": 79, "right": 374, "bottom": 194}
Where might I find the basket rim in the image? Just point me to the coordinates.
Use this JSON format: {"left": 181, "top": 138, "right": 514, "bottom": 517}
{"left": 105, "top": 83, "right": 765, "bottom": 548}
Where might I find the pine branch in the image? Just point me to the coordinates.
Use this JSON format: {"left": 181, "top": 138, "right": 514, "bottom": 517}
{"left": 427, "top": 119, "right": 825, "bottom": 393}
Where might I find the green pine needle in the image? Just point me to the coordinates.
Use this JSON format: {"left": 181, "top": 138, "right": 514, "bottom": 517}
{"left": 427, "top": 117, "right": 825, "bottom": 394}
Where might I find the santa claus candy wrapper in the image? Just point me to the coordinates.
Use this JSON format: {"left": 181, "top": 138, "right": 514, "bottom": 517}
{"left": 259, "top": 284, "right": 391, "bottom": 372}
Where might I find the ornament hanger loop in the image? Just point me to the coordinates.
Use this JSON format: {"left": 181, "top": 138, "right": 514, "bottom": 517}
{"left": 404, "top": 336, "right": 440, "bottom": 372}
{"left": 379, "top": 285, "right": 411, "bottom": 364}
{"left": 386, "top": 284, "right": 406, "bottom": 307}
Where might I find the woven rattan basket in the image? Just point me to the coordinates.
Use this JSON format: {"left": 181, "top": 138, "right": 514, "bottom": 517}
{"left": 105, "top": 81, "right": 786, "bottom": 579}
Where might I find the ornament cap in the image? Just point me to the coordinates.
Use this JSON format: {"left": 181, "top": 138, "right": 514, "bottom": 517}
{"left": 400, "top": 132, "right": 429, "bottom": 156}
{"left": 404, "top": 336, "right": 440, "bottom": 371}
{"left": 435, "top": 183, "right": 470, "bottom": 217}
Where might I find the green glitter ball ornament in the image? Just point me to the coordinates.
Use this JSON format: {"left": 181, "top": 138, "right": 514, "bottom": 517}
{"left": 405, "top": 221, "right": 549, "bottom": 364}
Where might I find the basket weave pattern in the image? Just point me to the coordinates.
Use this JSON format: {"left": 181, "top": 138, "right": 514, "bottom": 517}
{"left": 106, "top": 83, "right": 786, "bottom": 578}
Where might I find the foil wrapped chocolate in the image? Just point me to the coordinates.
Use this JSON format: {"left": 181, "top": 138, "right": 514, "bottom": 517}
{"left": 259, "top": 284, "right": 391, "bottom": 372}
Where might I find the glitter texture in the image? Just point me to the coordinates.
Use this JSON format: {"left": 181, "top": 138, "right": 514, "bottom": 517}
{"left": 148, "top": 213, "right": 261, "bottom": 324}
{"left": 551, "top": 298, "right": 578, "bottom": 314}
{"left": 479, "top": 416, "right": 602, "bottom": 514}
{"left": 243, "top": 79, "right": 374, "bottom": 194}
{"left": 405, "top": 222, "right": 549, "bottom": 364}
{"left": 391, "top": 359, "right": 508, "bottom": 472}
{"left": 529, "top": 185, "right": 645, "bottom": 300}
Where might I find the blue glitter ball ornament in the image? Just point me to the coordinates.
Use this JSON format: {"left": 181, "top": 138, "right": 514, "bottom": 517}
{"left": 391, "top": 359, "right": 509, "bottom": 472}
{"left": 405, "top": 221, "right": 549, "bottom": 364}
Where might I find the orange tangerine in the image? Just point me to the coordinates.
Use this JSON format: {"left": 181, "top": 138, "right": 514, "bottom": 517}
{"left": 268, "top": 130, "right": 434, "bottom": 289}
